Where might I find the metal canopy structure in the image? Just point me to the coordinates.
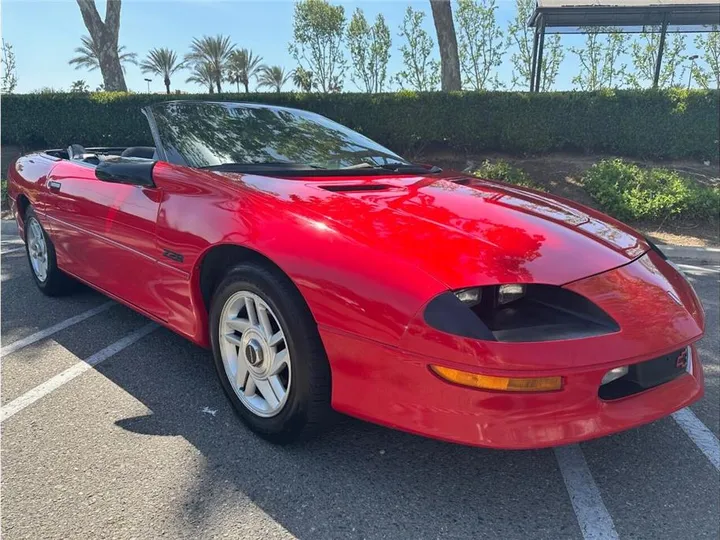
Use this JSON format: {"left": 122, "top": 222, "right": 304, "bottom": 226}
{"left": 528, "top": 0, "right": 720, "bottom": 91}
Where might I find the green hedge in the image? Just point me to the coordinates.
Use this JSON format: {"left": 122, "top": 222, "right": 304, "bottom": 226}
{"left": 2, "top": 89, "right": 718, "bottom": 160}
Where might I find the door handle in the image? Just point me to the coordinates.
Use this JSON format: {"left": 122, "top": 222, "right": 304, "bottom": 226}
{"left": 48, "top": 181, "right": 62, "bottom": 191}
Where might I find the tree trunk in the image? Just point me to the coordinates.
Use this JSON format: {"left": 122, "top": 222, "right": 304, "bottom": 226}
{"left": 76, "top": 0, "right": 128, "bottom": 92}
{"left": 236, "top": 80, "right": 240, "bottom": 93}
{"left": 164, "top": 76, "right": 170, "bottom": 95}
{"left": 244, "top": 81, "right": 249, "bottom": 93}
{"left": 215, "top": 78, "right": 222, "bottom": 94}
{"left": 429, "top": 0, "right": 461, "bottom": 91}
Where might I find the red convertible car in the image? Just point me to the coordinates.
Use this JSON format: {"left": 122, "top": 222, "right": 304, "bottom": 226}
{"left": 7, "top": 101, "right": 705, "bottom": 449}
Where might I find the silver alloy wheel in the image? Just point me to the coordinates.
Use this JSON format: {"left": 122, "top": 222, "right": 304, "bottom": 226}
{"left": 27, "top": 217, "right": 49, "bottom": 282}
{"left": 219, "top": 291, "right": 292, "bottom": 417}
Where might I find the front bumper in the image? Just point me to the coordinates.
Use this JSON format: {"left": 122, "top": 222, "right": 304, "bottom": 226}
{"left": 323, "top": 331, "right": 703, "bottom": 449}
{"left": 322, "top": 251, "right": 705, "bottom": 449}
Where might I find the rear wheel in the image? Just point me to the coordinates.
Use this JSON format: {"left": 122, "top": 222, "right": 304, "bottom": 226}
{"left": 24, "top": 207, "right": 76, "bottom": 296}
{"left": 209, "top": 263, "right": 331, "bottom": 444}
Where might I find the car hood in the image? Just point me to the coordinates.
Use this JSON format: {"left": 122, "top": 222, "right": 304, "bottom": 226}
{"left": 235, "top": 171, "right": 650, "bottom": 289}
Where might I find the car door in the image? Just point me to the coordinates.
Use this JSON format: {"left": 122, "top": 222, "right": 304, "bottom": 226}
{"left": 44, "top": 159, "right": 168, "bottom": 320}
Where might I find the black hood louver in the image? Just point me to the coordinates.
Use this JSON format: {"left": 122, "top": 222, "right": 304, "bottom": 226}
{"left": 320, "top": 184, "right": 392, "bottom": 193}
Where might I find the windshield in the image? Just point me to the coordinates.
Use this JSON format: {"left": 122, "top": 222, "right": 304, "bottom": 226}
{"left": 146, "top": 101, "right": 410, "bottom": 171}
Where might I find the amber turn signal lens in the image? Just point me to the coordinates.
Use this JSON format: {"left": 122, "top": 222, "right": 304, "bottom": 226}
{"left": 430, "top": 365, "right": 562, "bottom": 392}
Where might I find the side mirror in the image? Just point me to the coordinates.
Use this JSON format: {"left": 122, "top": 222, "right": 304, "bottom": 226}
{"left": 95, "top": 159, "right": 155, "bottom": 187}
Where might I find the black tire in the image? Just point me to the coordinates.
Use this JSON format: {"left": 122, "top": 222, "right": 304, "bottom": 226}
{"left": 209, "top": 263, "right": 332, "bottom": 444}
{"left": 24, "top": 207, "right": 77, "bottom": 296}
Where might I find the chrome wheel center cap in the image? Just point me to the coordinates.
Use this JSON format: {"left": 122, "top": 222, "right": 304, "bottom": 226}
{"left": 245, "top": 339, "right": 264, "bottom": 367}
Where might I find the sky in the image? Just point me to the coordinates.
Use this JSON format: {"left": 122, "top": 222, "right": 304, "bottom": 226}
{"left": 0, "top": 0, "right": 709, "bottom": 94}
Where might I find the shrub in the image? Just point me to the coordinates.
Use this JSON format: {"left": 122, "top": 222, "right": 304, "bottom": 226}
{"left": 1, "top": 90, "right": 718, "bottom": 160}
{"left": 470, "top": 160, "right": 545, "bottom": 191}
{"left": 582, "top": 159, "right": 720, "bottom": 221}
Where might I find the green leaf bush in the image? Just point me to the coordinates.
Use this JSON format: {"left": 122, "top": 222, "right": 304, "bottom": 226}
{"left": 1, "top": 90, "right": 718, "bottom": 160}
{"left": 470, "top": 159, "right": 546, "bottom": 191}
{"left": 582, "top": 159, "right": 720, "bottom": 221}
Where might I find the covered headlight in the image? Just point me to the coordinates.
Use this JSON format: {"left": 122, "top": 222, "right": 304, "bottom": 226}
{"left": 424, "top": 284, "right": 619, "bottom": 343}
{"left": 454, "top": 287, "right": 482, "bottom": 306}
{"left": 454, "top": 285, "right": 525, "bottom": 307}
{"left": 498, "top": 284, "right": 526, "bottom": 305}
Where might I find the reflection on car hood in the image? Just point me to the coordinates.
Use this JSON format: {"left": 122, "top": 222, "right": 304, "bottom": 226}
{"left": 233, "top": 171, "right": 650, "bottom": 288}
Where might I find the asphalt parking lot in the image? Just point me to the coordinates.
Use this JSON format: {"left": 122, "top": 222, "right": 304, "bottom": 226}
{"left": 1, "top": 218, "right": 718, "bottom": 540}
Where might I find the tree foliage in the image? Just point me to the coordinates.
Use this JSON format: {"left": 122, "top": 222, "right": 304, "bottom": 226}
{"left": 70, "top": 80, "right": 90, "bottom": 93}
{"left": 292, "top": 66, "right": 314, "bottom": 92}
{"left": 140, "top": 48, "right": 183, "bottom": 94}
{"left": 507, "top": 0, "right": 563, "bottom": 90}
{"left": 346, "top": 9, "right": 391, "bottom": 93}
{"left": 692, "top": 28, "right": 720, "bottom": 90}
{"left": 226, "top": 49, "right": 263, "bottom": 93}
{"left": 256, "top": 66, "right": 293, "bottom": 92}
{"left": 626, "top": 30, "right": 686, "bottom": 88}
{"left": 454, "top": 0, "right": 507, "bottom": 90}
{"left": 1, "top": 39, "right": 18, "bottom": 94}
{"left": 571, "top": 29, "right": 629, "bottom": 91}
{"left": 394, "top": 6, "right": 440, "bottom": 91}
{"left": 69, "top": 35, "right": 137, "bottom": 74}
{"left": 289, "top": 0, "right": 346, "bottom": 93}
{"left": 185, "top": 62, "right": 216, "bottom": 94}
{"left": 185, "top": 35, "right": 235, "bottom": 94}
{"left": 75, "top": 0, "right": 129, "bottom": 91}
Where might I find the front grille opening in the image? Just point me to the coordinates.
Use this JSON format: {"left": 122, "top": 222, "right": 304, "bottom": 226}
{"left": 599, "top": 348, "right": 688, "bottom": 401}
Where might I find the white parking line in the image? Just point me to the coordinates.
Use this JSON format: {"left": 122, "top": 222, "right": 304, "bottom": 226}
{"left": 677, "top": 263, "right": 720, "bottom": 274}
{"left": 1, "top": 322, "right": 157, "bottom": 423}
{"left": 554, "top": 445, "right": 619, "bottom": 540}
{"left": 1, "top": 246, "right": 25, "bottom": 255}
{"left": 672, "top": 408, "right": 720, "bottom": 471}
{"left": 0, "top": 301, "right": 115, "bottom": 357}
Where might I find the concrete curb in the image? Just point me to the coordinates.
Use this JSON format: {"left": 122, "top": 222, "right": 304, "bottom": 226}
{"left": 659, "top": 244, "right": 720, "bottom": 264}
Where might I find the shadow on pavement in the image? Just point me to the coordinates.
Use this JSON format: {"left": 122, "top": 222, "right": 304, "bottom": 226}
{"left": 98, "top": 330, "right": 578, "bottom": 540}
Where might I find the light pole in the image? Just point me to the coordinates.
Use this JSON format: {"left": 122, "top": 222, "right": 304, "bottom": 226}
{"left": 687, "top": 55, "right": 699, "bottom": 90}
{"left": 144, "top": 78, "right": 152, "bottom": 93}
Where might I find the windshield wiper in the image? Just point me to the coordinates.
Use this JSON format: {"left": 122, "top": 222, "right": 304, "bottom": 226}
{"left": 340, "top": 162, "right": 442, "bottom": 174}
{"left": 201, "top": 161, "right": 326, "bottom": 171}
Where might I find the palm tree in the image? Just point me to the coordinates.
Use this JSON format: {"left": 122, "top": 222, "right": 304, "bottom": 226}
{"left": 140, "top": 48, "right": 184, "bottom": 94}
{"left": 69, "top": 35, "right": 137, "bottom": 74}
{"left": 256, "top": 66, "right": 293, "bottom": 93}
{"left": 226, "top": 49, "right": 263, "bottom": 93}
{"left": 292, "top": 67, "right": 314, "bottom": 92}
{"left": 70, "top": 80, "right": 90, "bottom": 93}
{"left": 186, "top": 62, "right": 215, "bottom": 94}
{"left": 185, "top": 35, "right": 234, "bottom": 93}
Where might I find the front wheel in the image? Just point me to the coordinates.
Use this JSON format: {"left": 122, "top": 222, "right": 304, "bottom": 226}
{"left": 209, "top": 263, "right": 331, "bottom": 444}
{"left": 24, "top": 207, "right": 76, "bottom": 296}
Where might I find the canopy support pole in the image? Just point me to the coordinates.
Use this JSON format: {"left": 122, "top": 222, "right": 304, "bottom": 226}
{"left": 653, "top": 14, "right": 669, "bottom": 89}
{"left": 533, "top": 18, "right": 546, "bottom": 92}
{"left": 530, "top": 25, "right": 540, "bottom": 91}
